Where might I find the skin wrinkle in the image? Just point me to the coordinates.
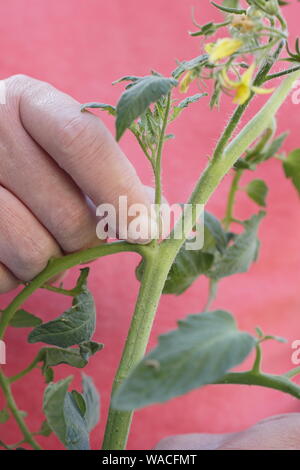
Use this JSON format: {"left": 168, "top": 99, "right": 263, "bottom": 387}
{"left": 0, "top": 74, "right": 153, "bottom": 292}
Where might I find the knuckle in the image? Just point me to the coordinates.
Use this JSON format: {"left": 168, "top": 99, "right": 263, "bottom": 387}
{"left": 54, "top": 204, "right": 96, "bottom": 251}
{"left": 16, "top": 237, "right": 58, "bottom": 279}
{"left": 56, "top": 113, "right": 96, "bottom": 157}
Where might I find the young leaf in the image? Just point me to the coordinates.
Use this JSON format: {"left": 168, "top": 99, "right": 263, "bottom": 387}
{"left": 115, "top": 75, "right": 177, "bottom": 140}
{"left": 283, "top": 149, "right": 300, "bottom": 196}
{"left": 210, "top": 212, "right": 265, "bottom": 280}
{"left": 246, "top": 179, "right": 268, "bottom": 207}
{"left": 43, "top": 377, "right": 90, "bottom": 450}
{"left": 171, "top": 93, "right": 207, "bottom": 120}
{"left": 172, "top": 55, "right": 208, "bottom": 79}
{"left": 43, "top": 376, "right": 73, "bottom": 446}
{"left": 260, "top": 132, "right": 288, "bottom": 162}
{"left": 80, "top": 102, "right": 116, "bottom": 115}
{"left": 63, "top": 392, "right": 90, "bottom": 450}
{"left": 112, "top": 310, "right": 255, "bottom": 410}
{"left": 28, "top": 286, "right": 96, "bottom": 348}
{"left": 71, "top": 390, "right": 86, "bottom": 417}
{"left": 82, "top": 374, "right": 100, "bottom": 432}
{"left": 9, "top": 309, "right": 42, "bottom": 328}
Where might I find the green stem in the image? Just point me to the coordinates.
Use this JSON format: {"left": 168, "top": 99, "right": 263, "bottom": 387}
{"left": 9, "top": 355, "right": 41, "bottom": 383}
{"left": 102, "top": 70, "right": 300, "bottom": 449}
{"left": 0, "top": 241, "right": 145, "bottom": 339}
{"left": 155, "top": 93, "right": 171, "bottom": 207}
{"left": 251, "top": 343, "right": 263, "bottom": 374}
{"left": 223, "top": 169, "right": 243, "bottom": 230}
{"left": 0, "top": 369, "right": 42, "bottom": 450}
{"left": 102, "top": 245, "right": 174, "bottom": 449}
{"left": 265, "top": 66, "right": 300, "bottom": 82}
{"left": 284, "top": 367, "right": 300, "bottom": 379}
{"left": 217, "top": 371, "right": 300, "bottom": 399}
{"left": 203, "top": 278, "right": 218, "bottom": 311}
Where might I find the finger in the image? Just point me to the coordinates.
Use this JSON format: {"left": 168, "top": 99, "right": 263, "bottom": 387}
{"left": 1, "top": 79, "right": 103, "bottom": 253}
{"left": 13, "top": 75, "right": 156, "bottom": 243}
{"left": 0, "top": 186, "right": 62, "bottom": 281}
{"left": 219, "top": 413, "right": 300, "bottom": 450}
{"left": 154, "top": 433, "right": 234, "bottom": 450}
{"left": 0, "top": 263, "right": 19, "bottom": 294}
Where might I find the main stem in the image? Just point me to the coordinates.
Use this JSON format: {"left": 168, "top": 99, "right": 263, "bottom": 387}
{"left": 102, "top": 70, "right": 300, "bottom": 450}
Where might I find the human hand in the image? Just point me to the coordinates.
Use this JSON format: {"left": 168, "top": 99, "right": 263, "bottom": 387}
{"left": 0, "top": 74, "right": 153, "bottom": 293}
{"left": 154, "top": 413, "right": 300, "bottom": 450}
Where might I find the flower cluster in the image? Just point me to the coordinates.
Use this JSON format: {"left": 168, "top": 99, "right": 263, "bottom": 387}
{"left": 177, "top": 1, "right": 290, "bottom": 107}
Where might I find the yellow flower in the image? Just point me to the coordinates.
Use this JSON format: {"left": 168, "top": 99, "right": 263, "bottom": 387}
{"left": 205, "top": 37, "right": 243, "bottom": 63}
{"left": 221, "top": 63, "right": 275, "bottom": 105}
{"left": 179, "top": 70, "right": 194, "bottom": 94}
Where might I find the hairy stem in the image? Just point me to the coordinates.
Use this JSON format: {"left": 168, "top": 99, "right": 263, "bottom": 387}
{"left": 223, "top": 169, "right": 243, "bottom": 230}
{"left": 0, "top": 369, "right": 42, "bottom": 450}
{"left": 0, "top": 241, "right": 145, "bottom": 340}
{"left": 217, "top": 371, "right": 300, "bottom": 399}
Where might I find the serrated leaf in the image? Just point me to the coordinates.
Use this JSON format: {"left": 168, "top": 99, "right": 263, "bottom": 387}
{"left": 210, "top": 212, "right": 265, "bottom": 280}
{"left": 9, "top": 309, "right": 42, "bottom": 328}
{"left": 115, "top": 75, "right": 177, "bottom": 140}
{"left": 246, "top": 179, "right": 268, "bottom": 207}
{"left": 112, "top": 310, "right": 255, "bottom": 410}
{"left": 283, "top": 149, "right": 300, "bottom": 196}
{"left": 0, "top": 409, "right": 9, "bottom": 423}
{"left": 171, "top": 93, "right": 207, "bottom": 120}
{"left": 28, "top": 286, "right": 96, "bottom": 348}
{"left": 203, "top": 212, "right": 228, "bottom": 254}
{"left": 82, "top": 374, "right": 100, "bottom": 432}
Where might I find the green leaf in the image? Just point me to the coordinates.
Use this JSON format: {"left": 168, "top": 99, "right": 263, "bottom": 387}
{"left": 63, "top": 392, "right": 90, "bottom": 450}
{"left": 246, "top": 179, "right": 268, "bottom": 207}
{"left": 43, "top": 377, "right": 90, "bottom": 450}
{"left": 38, "top": 341, "right": 103, "bottom": 375}
{"left": 80, "top": 102, "right": 116, "bottom": 115}
{"left": 212, "top": 1, "right": 245, "bottom": 14}
{"left": 115, "top": 75, "right": 177, "bottom": 140}
{"left": 171, "top": 93, "right": 207, "bottom": 120}
{"left": 112, "top": 310, "right": 255, "bottom": 411}
{"left": 283, "top": 149, "right": 300, "bottom": 196}
{"left": 9, "top": 309, "right": 42, "bottom": 328}
{"left": 0, "top": 409, "right": 9, "bottom": 424}
{"left": 71, "top": 390, "right": 86, "bottom": 417}
{"left": 38, "top": 420, "right": 52, "bottom": 437}
{"left": 210, "top": 212, "right": 265, "bottom": 280}
{"left": 260, "top": 132, "right": 288, "bottom": 162}
{"left": 43, "top": 376, "right": 73, "bottom": 445}
{"left": 28, "top": 286, "right": 96, "bottom": 348}
{"left": 82, "top": 374, "right": 100, "bottom": 432}
{"left": 203, "top": 211, "right": 228, "bottom": 254}
{"left": 172, "top": 55, "right": 208, "bottom": 79}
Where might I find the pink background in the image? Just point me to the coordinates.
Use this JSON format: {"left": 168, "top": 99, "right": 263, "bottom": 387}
{"left": 0, "top": 0, "right": 300, "bottom": 450}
